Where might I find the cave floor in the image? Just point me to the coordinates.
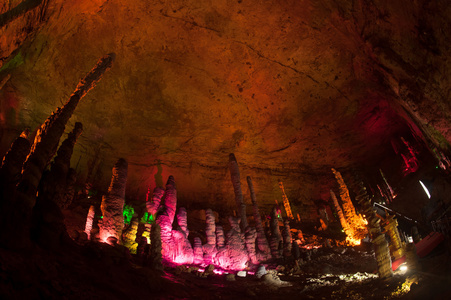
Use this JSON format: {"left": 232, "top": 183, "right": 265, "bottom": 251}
{"left": 1, "top": 239, "right": 450, "bottom": 300}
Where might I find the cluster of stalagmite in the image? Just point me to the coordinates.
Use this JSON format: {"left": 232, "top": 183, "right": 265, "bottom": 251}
{"left": 331, "top": 168, "right": 368, "bottom": 246}
{"left": 0, "top": 54, "right": 114, "bottom": 249}
{"left": 355, "top": 181, "right": 393, "bottom": 279}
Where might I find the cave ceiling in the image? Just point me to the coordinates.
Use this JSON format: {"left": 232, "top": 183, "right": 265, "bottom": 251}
{"left": 0, "top": 0, "right": 450, "bottom": 216}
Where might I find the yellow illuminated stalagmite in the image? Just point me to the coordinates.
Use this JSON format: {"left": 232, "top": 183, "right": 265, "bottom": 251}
{"left": 383, "top": 214, "right": 405, "bottom": 260}
{"left": 278, "top": 180, "right": 294, "bottom": 219}
{"left": 331, "top": 168, "right": 368, "bottom": 245}
{"left": 330, "top": 190, "right": 357, "bottom": 246}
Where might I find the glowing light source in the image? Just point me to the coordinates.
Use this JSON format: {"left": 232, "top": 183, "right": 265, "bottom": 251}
{"left": 419, "top": 180, "right": 431, "bottom": 199}
{"left": 399, "top": 264, "right": 408, "bottom": 272}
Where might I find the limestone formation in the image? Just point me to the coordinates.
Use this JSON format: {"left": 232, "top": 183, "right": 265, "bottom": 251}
{"left": 216, "top": 225, "right": 225, "bottom": 249}
{"left": 247, "top": 176, "right": 271, "bottom": 260}
{"left": 383, "top": 214, "right": 405, "bottom": 260}
{"left": 99, "top": 158, "right": 128, "bottom": 244}
{"left": 155, "top": 176, "right": 193, "bottom": 265}
{"left": 278, "top": 180, "right": 294, "bottom": 219}
{"left": 122, "top": 218, "right": 139, "bottom": 254}
{"left": 193, "top": 237, "right": 204, "bottom": 265}
{"left": 150, "top": 223, "right": 163, "bottom": 271}
{"left": 228, "top": 153, "right": 247, "bottom": 231}
{"left": 282, "top": 220, "right": 292, "bottom": 258}
{"left": 331, "top": 168, "right": 368, "bottom": 244}
{"left": 203, "top": 208, "right": 217, "bottom": 265}
{"left": 146, "top": 187, "right": 164, "bottom": 216}
{"left": 84, "top": 205, "right": 95, "bottom": 240}
{"left": 355, "top": 181, "right": 393, "bottom": 279}
{"left": 269, "top": 207, "right": 282, "bottom": 259}
{"left": 214, "top": 216, "right": 248, "bottom": 270}
{"left": 330, "top": 190, "right": 352, "bottom": 242}
{"left": 245, "top": 226, "right": 258, "bottom": 265}
{"left": 39, "top": 122, "right": 83, "bottom": 210}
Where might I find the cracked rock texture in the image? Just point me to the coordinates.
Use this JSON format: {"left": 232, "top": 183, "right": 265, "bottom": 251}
{"left": 0, "top": 0, "right": 450, "bottom": 219}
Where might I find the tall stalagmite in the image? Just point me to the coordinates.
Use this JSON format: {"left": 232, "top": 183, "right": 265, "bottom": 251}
{"left": 247, "top": 176, "right": 271, "bottom": 260}
{"left": 332, "top": 168, "right": 368, "bottom": 245}
{"left": 330, "top": 189, "right": 353, "bottom": 244}
{"left": 203, "top": 208, "right": 217, "bottom": 264}
{"left": 269, "top": 207, "right": 282, "bottom": 259}
{"left": 355, "top": 181, "right": 393, "bottom": 279}
{"left": 245, "top": 226, "right": 258, "bottom": 265}
{"left": 146, "top": 187, "right": 164, "bottom": 216}
{"left": 228, "top": 153, "right": 247, "bottom": 231}
{"left": 1, "top": 54, "right": 114, "bottom": 248}
{"left": 99, "top": 158, "right": 128, "bottom": 244}
{"left": 282, "top": 220, "right": 292, "bottom": 258}
{"left": 84, "top": 205, "right": 96, "bottom": 240}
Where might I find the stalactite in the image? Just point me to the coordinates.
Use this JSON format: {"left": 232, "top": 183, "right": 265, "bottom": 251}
{"left": 228, "top": 153, "right": 247, "bottom": 231}
{"left": 216, "top": 225, "right": 225, "bottom": 249}
{"left": 203, "top": 208, "right": 217, "bottom": 264}
{"left": 122, "top": 218, "right": 139, "bottom": 254}
{"left": 150, "top": 223, "right": 163, "bottom": 271}
{"left": 99, "top": 158, "right": 128, "bottom": 244}
{"left": 282, "top": 220, "right": 292, "bottom": 258}
{"left": 84, "top": 205, "right": 95, "bottom": 240}
{"left": 146, "top": 187, "right": 164, "bottom": 216}
{"left": 269, "top": 207, "right": 282, "bottom": 259}
{"left": 355, "top": 181, "right": 393, "bottom": 279}
{"left": 246, "top": 176, "right": 271, "bottom": 260}
{"left": 331, "top": 168, "right": 367, "bottom": 245}
{"left": 245, "top": 226, "right": 258, "bottom": 265}
{"left": 193, "top": 237, "right": 204, "bottom": 265}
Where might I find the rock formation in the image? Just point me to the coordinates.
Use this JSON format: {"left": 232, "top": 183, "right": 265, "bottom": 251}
{"left": 99, "top": 158, "right": 128, "bottom": 244}
{"left": 214, "top": 216, "right": 248, "bottom": 270}
{"left": 282, "top": 220, "right": 292, "bottom": 258}
{"left": 244, "top": 226, "right": 258, "bottom": 265}
{"left": 228, "top": 153, "right": 247, "bottom": 231}
{"left": 269, "top": 207, "right": 282, "bottom": 259}
{"left": 247, "top": 176, "right": 271, "bottom": 260}
{"left": 146, "top": 187, "right": 164, "bottom": 216}
{"left": 355, "top": 181, "right": 393, "bottom": 279}
{"left": 203, "top": 208, "right": 217, "bottom": 265}
{"left": 122, "top": 218, "right": 139, "bottom": 254}
{"left": 84, "top": 205, "right": 96, "bottom": 240}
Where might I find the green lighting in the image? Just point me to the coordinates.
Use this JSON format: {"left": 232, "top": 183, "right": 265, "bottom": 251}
{"left": 123, "top": 204, "right": 134, "bottom": 225}
{"left": 140, "top": 211, "right": 155, "bottom": 224}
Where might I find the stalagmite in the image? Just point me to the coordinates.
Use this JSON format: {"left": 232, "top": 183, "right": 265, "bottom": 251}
{"left": 193, "top": 237, "right": 204, "bottom": 265}
{"left": 228, "top": 153, "right": 247, "bottom": 230}
{"left": 247, "top": 176, "right": 271, "bottom": 260}
{"left": 278, "top": 180, "right": 294, "bottom": 219}
{"left": 269, "top": 207, "right": 282, "bottom": 259}
{"left": 330, "top": 189, "right": 352, "bottom": 239}
{"left": 40, "top": 122, "right": 83, "bottom": 210}
{"left": 122, "top": 218, "right": 139, "bottom": 254}
{"left": 282, "top": 220, "right": 292, "bottom": 258}
{"left": 61, "top": 168, "right": 77, "bottom": 209}
{"left": 214, "top": 217, "right": 248, "bottom": 270}
{"left": 155, "top": 176, "right": 193, "bottom": 264}
{"left": 245, "top": 226, "right": 258, "bottom": 265}
{"left": 99, "top": 158, "right": 128, "bottom": 244}
{"left": 146, "top": 187, "right": 164, "bottom": 216}
{"left": 1, "top": 54, "right": 114, "bottom": 248}
{"left": 84, "top": 205, "right": 95, "bottom": 240}
{"left": 0, "top": 128, "right": 30, "bottom": 209}
{"left": 216, "top": 225, "right": 225, "bottom": 249}
{"left": 355, "top": 181, "right": 393, "bottom": 279}
{"left": 150, "top": 223, "right": 163, "bottom": 271}
{"left": 331, "top": 168, "right": 367, "bottom": 244}
{"left": 383, "top": 214, "right": 405, "bottom": 260}
{"left": 203, "top": 208, "right": 217, "bottom": 264}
